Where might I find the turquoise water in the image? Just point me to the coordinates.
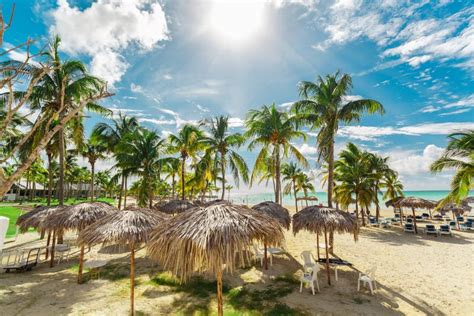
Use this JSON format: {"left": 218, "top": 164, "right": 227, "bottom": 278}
{"left": 231, "top": 191, "right": 472, "bottom": 208}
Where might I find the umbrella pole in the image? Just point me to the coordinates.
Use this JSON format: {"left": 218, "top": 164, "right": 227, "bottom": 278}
{"left": 217, "top": 267, "right": 223, "bottom": 316}
{"left": 78, "top": 244, "right": 85, "bottom": 284}
{"left": 324, "top": 227, "right": 331, "bottom": 285}
{"left": 316, "top": 234, "right": 320, "bottom": 260}
{"left": 264, "top": 241, "right": 268, "bottom": 270}
{"left": 412, "top": 207, "right": 418, "bottom": 234}
{"left": 45, "top": 231, "right": 51, "bottom": 260}
{"left": 130, "top": 245, "right": 135, "bottom": 316}
{"left": 50, "top": 230, "right": 56, "bottom": 268}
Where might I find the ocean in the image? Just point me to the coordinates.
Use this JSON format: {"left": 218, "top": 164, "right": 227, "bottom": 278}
{"left": 231, "top": 191, "right": 473, "bottom": 208}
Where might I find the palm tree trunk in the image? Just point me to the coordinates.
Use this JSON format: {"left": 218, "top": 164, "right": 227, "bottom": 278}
{"left": 181, "top": 157, "right": 186, "bottom": 200}
{"left": 124, "top": 176, "right": 128, "bottom": 208}
{"left": 360, "top": 202, "right": 366, "bottom": 226}
{"left": 130, "top": 245, "right": 135, "bottom": 316}
{"left": 58, "top": 128, "right": 65, "bottom": 206}
{"left": 118, "top": 173, "right": 124, "bottom": 209}
{"left": 90, "top": 161, "right": 95, "bottom": 201}
{"left": 216, "top": 267, "right": 223, "bottom": 316}
{"left": 355, "top": 193, "right": 359, "bottom": 220}
{"left": 171, "top": 174, "right": 176, "bottom": 199}
{"left": 374, "top": 185, "right": 380, "bottom": 222}
{"left": 327, "top": 141, "right": 334, "bottom": 208}
{"left": 275, "top": 149, "right": 281, "bottom": 205}
{"left": 221, "top": 153, "right": 226, "bottom": 200}
{"left": 293, "top": 181, "right": 298, "bottom": 212}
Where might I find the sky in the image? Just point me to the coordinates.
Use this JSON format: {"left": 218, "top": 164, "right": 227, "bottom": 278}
{"left": 4, "top": 0, "right": 474, "bottom": 193}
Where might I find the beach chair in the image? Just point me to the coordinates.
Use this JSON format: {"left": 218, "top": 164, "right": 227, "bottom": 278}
{"left": 415, "top": 215, "right": 423, "bottom": 221}
{"left": 422, "top": 213, "right": 430, "bottom": 220}
{"left": 456, "top": 216, "right": 465, "bottom": 224}
{"left": 464, "top": 219, "right": 474, "bottom": 230}
{"left": 380, "top": 218, "right": 392, "bottom": 228}
{"left": 393, "top": 214, "right": 401, "bottom": 222}
{"left": 368, "top": 217, "right": 378, "bottom": 227}
{"left": 425, "top": 224, "right": 438, "bottom": 236}
{"left": 299, "top": 263, "right": 320, "bottom": 295}
{"left": 406, "top": 218, "right": 414, "bottom": 224}
{"left": 439, "top": 224, "right": 452, "bottom": 236}
{"left": 1, "top": 247, "right": 41, "bottom": 272}
{"left": 54, "top": 243, "right": 71, "bottom": 264}
{"left": 252, "top": 244, "right": 267, "bottom": 267}
{"left": 433, "top": 214, "right": 443, "bottom": 221}
{"left": 358, "top": 266, "right": 377, "bottom": 295}
{"left": 448, "top": 221, "right": 457, "bottom": 230}
{"left": 300, "top": 251, "right": 317, "bottom": 272}
{"left": 404, "top": 223, "right": 415, "bottom": 233}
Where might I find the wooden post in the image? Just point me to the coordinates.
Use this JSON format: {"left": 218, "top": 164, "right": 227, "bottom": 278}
{"left": 412, "top": 207, "right": 418, "bottom": 234}
{"left": 324, "top": 227, "right": 331, "bottom": 285}
{"left": 217, "top": 267, "right": 223, "bottom": 316}
{"left": 77, "top": 244, "right": 85, "bottom": 284}
{"left": 316, "top": 234, "right": 320, "bottom": 260}
{"left": 130, "top": 245, "right": 135, "bottom": 316}
{"left": 45, "top": 231, "right": 51, "bottom": 260}
{"left": 264, "top": 241, "right": 268, "bottom": 270}
{"left": 50, "top": 230, "right": 56, "bottom": 267}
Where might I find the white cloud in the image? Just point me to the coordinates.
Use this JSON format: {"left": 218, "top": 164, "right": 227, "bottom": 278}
{"left": 419, "top": 105, "right": 441, "bottom": 113}
{"left": 228, "top": 117, "right": 245, "bottom": 128}
{"left": 278, "top": 101, "right": 295, "bottom": 108}
{"left": 341, "top": 95, "right": 363, "bottom": 102}
{"left": 139, "top": 118, "right": 175, "bottom": 126}
{"left": 444, "top": 94, "right": 474, "bottom": 109}
{"left": 338, "top": 122, "right": 474, "bottom": 141}
{"left": 386, "top": 144, "right": 444, "bottom": 176}
{"left": 439, "top": 108, "right": 471, "bottom": 116}
{"left": 163, "top": 74, "right": 173, "bottom": 80}
{"left": 196, "top": 104, "right": 210, "bottom": 113}
{"left": 48, "top": 0, "right": 169, "bottom": 86}
{"left": 294, "top": 143, "right": 318, "bottom": 155}
{"left": 130, "top": 83, "right": 144, "bottom": 94}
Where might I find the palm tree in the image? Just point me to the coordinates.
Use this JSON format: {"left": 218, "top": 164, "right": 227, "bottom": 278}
{"left": 295, "top": 172, "right": 315, "bottom": 207}
{"left": 431, "top": 130, "right": 473, "bottom": 206}
{"left": 382, "top": 173, "right": 404, "bottom": 201}
{"left": 204, "top": 116, "right": 249, "bottom": 200}
{"left": 81, "top": 137, "right": 107, "bottom": 201}
{"left": 168, "top": 124, "right": 205, "bottom": 200}
{"left": 29, "top": 36, "right": 108, "bottom": 206}
{"left": 92, "top": 112, "right": 139, "bottom": 208}
{"left": 162, "top": 157, "right": 181, "bottom": 199}
{"left": 334, "top": 143, "right": 373, "bottom": 226}
{"left": 225, "top": 185, "right": 233, "bottom": 201}
{"left": 282, "top": 162, "right": 303, "bottom": 211}
{"left": 246, "top": 104, "right": 307, "bottom": 204}
{"left": 367, "top": 153, "right": 395, "bottom": 222}
{"left": 116, "top": 128, "right": 165, "bottom": 207}
{"left": 292, "top": 72, "right": 384, "bottom": 209}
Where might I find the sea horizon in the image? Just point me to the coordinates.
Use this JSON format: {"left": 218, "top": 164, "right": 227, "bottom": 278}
{"left": 231, "top": 190, "right": 474, "bottom": 208}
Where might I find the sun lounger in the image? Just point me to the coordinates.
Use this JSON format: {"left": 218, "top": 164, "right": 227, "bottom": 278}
{"left": 425, "top": 224, "right": 438, "bottom": 236}
{"left": 434, "top": 214, "right": 443, "bottom": 221}
{"left": 439, "top": 224, "right": 452, "bottom": 236}
{"left": 1, "top": 247, "right": 41, "bottom": 272}
{"left": 369, "top": 217, "right": 379, "bottom": 227}
{"left": 380, "top": 218, "right": 392, "bottom": 228}
{"left": 456, "top": 216, "right": 465, "bottom": 223}
{"left": 449, "top": 221, "right": 457, "bottom": 230}
{"left": 421, "top": 213, "right": 430, "bottom": 220}
{"left": 415, "top": 215, "right": 423, "bottom": 221}
{"left": 393, "top": 214, "right": 401, "bottom": 222}
{"left": 406, "top": 218, "right": 414, "bottom": 224}
{"left": 404, "top": 223, "right": 415, "bottom": 233}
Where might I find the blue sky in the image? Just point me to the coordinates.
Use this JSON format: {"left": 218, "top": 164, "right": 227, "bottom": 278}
{"left": 4, "top": 0, "right": 474, "bottom": 192}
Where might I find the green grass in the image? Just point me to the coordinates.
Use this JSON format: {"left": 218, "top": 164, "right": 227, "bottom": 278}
{"left": 1, "top": 197, "right": 116, "bottom": 206}
{"left": 0, "top": 206, "right": 23, "bottom": 237}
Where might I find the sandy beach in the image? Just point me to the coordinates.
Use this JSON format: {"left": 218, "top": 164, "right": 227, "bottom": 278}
{"left": 1, "top": 206, "right": 473, "bottom": 316}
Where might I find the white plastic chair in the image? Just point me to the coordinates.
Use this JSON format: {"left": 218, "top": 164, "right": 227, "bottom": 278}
{"left": 253, "top": 244, "right": 266, "bottom": 267}
{"left": 300, "top": 264, "right": 320, "bottom": 295}
{"left": 357, "top": 266, "right": 377, "bottom": 295}
{"left": 300, "top": 251, "right": 316, "bottom": 272}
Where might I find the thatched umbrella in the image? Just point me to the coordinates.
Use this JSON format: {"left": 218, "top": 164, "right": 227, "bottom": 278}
{"left": 39, "top": 202, "right": 117, "bottom": 280}
{"left": 293, "top": 206, "right": 359, "bottom": 285}
{"left": 296, "top": 196, "right": 319, "bottom": 208}
{"left": 79, "top": 208, "right": 166, "bottom": 315}
{"left": 395, "top": 197, "right": 436, "bottom": 234}
{"left": 157, "top": 199, "right": 194, "bottom": 215}
{"left": 147, "top": 202, "right": 284, "bottom": 316}
{"left": 16, "top": 205, "right": 64, "bottom": 259}
{"left": 385, "top": 196, "right": 405, "bottom": 225}
{"left": 252, "top": 201, "right": 290, "bottom": 270}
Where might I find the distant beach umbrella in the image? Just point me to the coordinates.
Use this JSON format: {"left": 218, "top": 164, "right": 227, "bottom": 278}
{"left": 293, "top": 206, "right": 359, "bottom": 285}
{"left": 147, "top": 202, "right": 284, "bottom": 316}
{"left": 40, "top": 202, "right": 117, "bottom": 279}
{"left": 79, "top": 207, "right": 166, "bottom": 316}
{"left": 395, "top": 197, "right": 436, "bottom": 233}
{"left": 252, "top": 201, "right": 290, "bottom": 270}
{"left": 156, "top": 199, "right": 195, "bottom": 215}
{"left": 437, "top": 202, "right": 471, "bottom": 217}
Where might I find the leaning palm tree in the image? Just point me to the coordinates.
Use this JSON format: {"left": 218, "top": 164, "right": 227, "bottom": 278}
{"left": 246, "top": 104, "right": 307, "bottom": 204}
{"left": 431, "top": 130, "right": 474, "bottom": 206}
{"left": 168, "top": 124, "right": 206, "bottom": 200}
{"left": 295, "top": 172, "right": 316, "bottom": 208}
{"left": 116, "top": 128, "right": 165, "bottom": 208}
{"left": 29, "top": 36, "right": 109, "bottom": 206}
{"left": 81, "top": 137, "right": 107, "bottom": 201}
{"left": 281, "top": 162, "right": 303, "bottom": 212}
{"left": 367, "top": 152, "right": 395, "bottom": 222}
{"left": 203, "top": 116, "right": 249, "bottom": 200}
{"left": 291, "top": 72, "right": 384, "bottom": 209}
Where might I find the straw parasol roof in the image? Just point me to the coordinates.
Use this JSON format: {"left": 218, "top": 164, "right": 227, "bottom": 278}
{"left": 79, "top": 207, "right": 167, "bottom": 315}
{"left": 39, "top": 202, "right": 117, "bottom": 232}
{"left": 463, "top": 197, "right": 474, "bottom": 204}
{"left": 16, "top": 205, "right": 64, "bottom": 233}
{"left": 156, "top": 199, "right": 195, "bottom": 214}
{"left": 147, "top": 202, "right": 284, "bottom": 316}
{"left": 394, "top": 197, "right": 436, "bottom": 209}
{"left": 293, "top": 206, "right": 359, "bottom": 239}
{"left": 296, "top": 196, "right": 319, "bottom": 201}
{"left": 252, "top": 201, "right": 291, "bottom": 230}
{"left": 385, "top": 196, "right": 404, "bottom": 208}
{"left": 436, "top": 202, "right": 471, "bottom": 214}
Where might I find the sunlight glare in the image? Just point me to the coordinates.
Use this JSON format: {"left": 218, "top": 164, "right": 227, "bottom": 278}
{"left": 208, "top": 0, "right": 264, "bottom": 43}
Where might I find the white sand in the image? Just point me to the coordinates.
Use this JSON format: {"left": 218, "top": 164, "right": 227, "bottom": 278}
{"left": 1, "top": 207, "right": 473, "bottom": 315}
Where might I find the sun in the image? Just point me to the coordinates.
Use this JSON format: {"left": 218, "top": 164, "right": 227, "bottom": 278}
{"left": 208, "top": 0, "right": 264, "bottom": 43}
